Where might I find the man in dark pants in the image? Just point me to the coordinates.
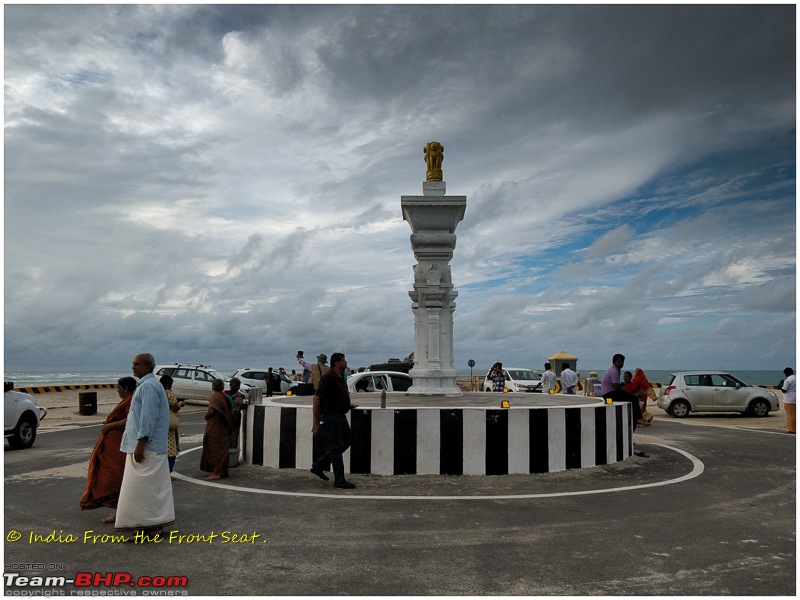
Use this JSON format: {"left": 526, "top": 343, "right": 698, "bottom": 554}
{"left": 600, "top": 353, "right": 650, "bottom": 430}
{"left": 310, "top": 353, "right": 358, "bottom": 489}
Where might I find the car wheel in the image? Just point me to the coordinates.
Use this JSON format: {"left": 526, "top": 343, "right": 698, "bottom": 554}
{"left": 670, "top": 399, "right": 691, "bottom": 418}
{"left": 8, "top": 414, "right": 37, "bottom": 449}
{"left": 748, "top": 399, "right": 770, "bottom": 418}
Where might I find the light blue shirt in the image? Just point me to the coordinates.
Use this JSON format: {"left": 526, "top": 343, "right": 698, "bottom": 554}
{"left": 120, "top": 372, "right": 169, "bottom": 455}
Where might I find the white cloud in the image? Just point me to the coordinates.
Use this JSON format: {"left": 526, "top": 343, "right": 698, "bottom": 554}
{"left": 4, "top": 5, "right": 795, "bottom": 373}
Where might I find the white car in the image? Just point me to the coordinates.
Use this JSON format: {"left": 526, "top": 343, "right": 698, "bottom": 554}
{"left": 154, "top": 364, "right": 253, "bottom": 401}
{"left": 230, "top": 368, "right": 299, "bottom": 395}
{"left": 657, "top": 371, "right": 779, "bottom": 418}
{"left": 483, "top": 367, "right": 542, "bottom": 393}
{"left": 4, "top": 382, "right": 47, "bottom": 449}
{"left": 347, "top": 371, "right": 413, "bottom": 394}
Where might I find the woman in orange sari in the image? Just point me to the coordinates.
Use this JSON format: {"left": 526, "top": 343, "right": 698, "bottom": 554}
{"left": 79, "top": 377, "right": 137, "bottom": 522}
{"left": 200, "top": 379, "right": 232, "bottom": 481}
{"left": 623, "top": 368, "right": 654, "bottom": 423}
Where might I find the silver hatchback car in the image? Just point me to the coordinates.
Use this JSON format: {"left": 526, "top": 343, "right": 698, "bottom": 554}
{"left": 657, "top": 371, "right": 779, "bottom": 418}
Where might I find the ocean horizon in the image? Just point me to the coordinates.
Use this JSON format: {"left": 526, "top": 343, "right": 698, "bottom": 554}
{"left": 4, "top": 367, "right": 787, "bottom": 387}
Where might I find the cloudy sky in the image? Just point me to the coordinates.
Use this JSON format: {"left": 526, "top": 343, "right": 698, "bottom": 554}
{"left": 4, "top": 4, "right": 796, "bottom": 374}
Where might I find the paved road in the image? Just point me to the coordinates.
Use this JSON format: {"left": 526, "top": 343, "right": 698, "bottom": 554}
{"left": 3, "top": 410, "right": 795, "bottom": 596}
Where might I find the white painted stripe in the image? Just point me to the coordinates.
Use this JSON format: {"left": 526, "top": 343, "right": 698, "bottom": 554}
{"left": 295, "top": 409, "right": 314, "bottom": 469}
{"left": 263, "top": 406, "right": 281, "bottom": 468}
{"left": 580, "top": 409, "right": 595, "bottom": 468}
{"left": 173, "top": 443, "right": 705, "bottom": 500}
{"left": 462, "top": 410, "right": 485, "bottom": 475}
{"left": 416, "top": 410, "right": 440, "bottom": 474}
{"left": 605, "top": 406, "right": 616, "bottom": 464}
{"left": 548, "top": 407, "right": 566, "bottom": 472}
{"left": 507, "top": 409, "right": 529, "bottom": 474}
{"left": 371, "top": 409, "right": 394, "bottom": 475}
{"left": 622, "top": 404, "right": 630, "bottom": 457}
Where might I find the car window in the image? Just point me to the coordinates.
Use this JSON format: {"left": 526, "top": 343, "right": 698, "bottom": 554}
{"left": 710, "top": 374, "right": 737, "bottom": 387}
{"left": 245, "top": 371, "right": 265, "bottom": 380}
{"left": 198, "top": 370, "right": 221, "bottom": 383}
{"left": 508, "top": 370, "right": 538, "bottom": 381}
{"left": 206, "top": 369, "right": 229, "bottom": 382}
{"left": 353, "top": 376, "right": 371, "bottom": 392}
{"left": 390, "top": 375, "right": 412, "bottom": 392}
{"left": 373, "top": 376, "right": 389, "bottom": 391}
{"left": 684, "top": 375, "right": 705, "bottom": 386}
{"left": 157, "top": 367, "right": 175, "bottom": 377}
{"left": 174, "top": 369, "right": 192, "bottom": 380}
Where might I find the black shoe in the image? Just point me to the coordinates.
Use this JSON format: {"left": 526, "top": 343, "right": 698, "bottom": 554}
{"left": 310, "top": 467, "right": 329, "bottom": 481}
{"left": 633, "top": 450, "right": 649, "bottom": 458}
{"left": 334, "top": 481, "right": 355, "bottom": 489}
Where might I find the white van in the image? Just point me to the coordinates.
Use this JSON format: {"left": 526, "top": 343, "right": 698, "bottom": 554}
{"left": 483, "top": 367, "right": 542, "bottom": 393}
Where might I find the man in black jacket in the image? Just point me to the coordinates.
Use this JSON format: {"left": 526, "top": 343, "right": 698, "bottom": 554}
{"left": 310, "top": 353, "right": 358, "bottom": 489}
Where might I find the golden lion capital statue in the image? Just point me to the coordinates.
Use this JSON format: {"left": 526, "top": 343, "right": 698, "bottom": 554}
{"left": 424, "top": 141, "right": 444, "bottom": 181}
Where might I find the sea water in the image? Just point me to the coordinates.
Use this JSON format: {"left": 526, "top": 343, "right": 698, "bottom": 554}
{"left": 457, "top": 368, "right": 784, "bottom": 386}
{"left": 5, "top": 368, "right": 786, "bottom": 387}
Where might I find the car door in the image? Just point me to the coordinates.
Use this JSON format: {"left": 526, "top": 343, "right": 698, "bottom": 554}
{"left": 683, "top": 374, "right": 714, "bottom": 410}
{"left": 710, "top": 374, "right": 745, "bottom": 411}
{"left": 243, "top": 371, "right": 268, "bottom": 391}
{"left": 171, "top": 368, "right": 194, "bottom": 400}
{"left": 192, "top": 369, "right": 217, "bottom": 400}
{"left": 4, "top": 392, "right": 16, "bottom": 432}
{"left": 372, "top": 375, "right": 389, "bottom": 392}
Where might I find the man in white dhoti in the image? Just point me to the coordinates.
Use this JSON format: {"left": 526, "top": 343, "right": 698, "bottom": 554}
{"left": 114, "top": 353, "right": 175, "bottom": 536}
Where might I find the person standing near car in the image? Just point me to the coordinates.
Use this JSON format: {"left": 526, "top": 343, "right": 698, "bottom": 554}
{"left": 561, "top": 365, "right": 578, "bottom": 395}
{"left": 310, "top": 353, "right": 358, "bottom": 489}
{"left": 297, "top": 352, "right": 330, "bottom": 392}
{"left": 600, "top": 354, "right": 649, "bottom": 429}
{"left": 781, "top": 367, "right": 795, "bottom": 434}
{"left": 541, "top": 363, "right": 557, "bottom": 394}
{"left": 114, "top": 353, "right": 174, "bottom": 537}
{"left": 489, "top": 362, "right": 506, "bottom": 392}
{"left": 264, "top": 367, "right": 276, "bottom": 397}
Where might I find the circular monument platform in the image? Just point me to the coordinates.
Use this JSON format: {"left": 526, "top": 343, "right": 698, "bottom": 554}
{"left": 242, "top": 392, "right": 633, "bottom": 475}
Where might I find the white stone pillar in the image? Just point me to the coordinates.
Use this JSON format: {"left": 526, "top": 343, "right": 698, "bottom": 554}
{"left": 401, "top": 180, "right": 466, "bottom": 396}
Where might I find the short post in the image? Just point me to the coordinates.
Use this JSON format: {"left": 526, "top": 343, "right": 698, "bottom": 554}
{"left": 78, "top": 391, "right": 97, "bottom": 416}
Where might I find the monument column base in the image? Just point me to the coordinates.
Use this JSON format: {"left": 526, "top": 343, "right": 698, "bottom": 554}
{"left": 407, "top": 368, "right": 462, "bottom": 396}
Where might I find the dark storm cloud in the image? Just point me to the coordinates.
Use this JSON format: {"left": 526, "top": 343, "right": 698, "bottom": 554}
{"left": 3, "top": 4, "right": 794, "bottom": 372}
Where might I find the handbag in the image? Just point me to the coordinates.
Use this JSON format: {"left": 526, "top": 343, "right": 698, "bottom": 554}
{"left": 169, "top": 408, "right": 180, "bottom": 431}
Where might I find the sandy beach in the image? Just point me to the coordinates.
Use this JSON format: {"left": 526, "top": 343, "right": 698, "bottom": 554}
{"left": 28, "top": 386, "right": 787, "bottom": 433}
{"left": 31, "top": 388, "right": 212, "bottom": 431}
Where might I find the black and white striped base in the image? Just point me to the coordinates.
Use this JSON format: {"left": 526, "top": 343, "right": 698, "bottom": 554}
{"left": 244, "top": 402, "right": 632, "bottom": 475}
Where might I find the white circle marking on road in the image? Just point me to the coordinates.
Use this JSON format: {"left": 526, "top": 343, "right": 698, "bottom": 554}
{"left": 172, "top": 442, "right": 704, "bottom": 500}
